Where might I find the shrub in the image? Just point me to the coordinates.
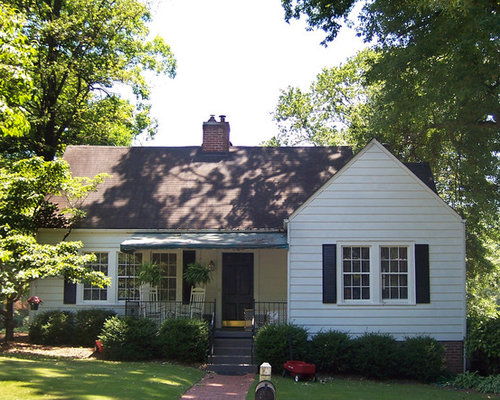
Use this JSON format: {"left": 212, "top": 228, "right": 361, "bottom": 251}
{"left": 467, "top": 316, "right": 500, "bottom": 375}
{"left": 99, "top": 316, "right": 158, "bottom": 361}
{"left": 399, "top": 336, "right": 444, "bottom": 382}
{"left": 352, "top": 333, "right": 400, "bottom": 380}
{"left": 309, "top": 330, "right": 353, "bottom": 373}
{"left": 74, "top": 309, "right": 116, "bottom": 346}
{"left": 29, "top": 310, "right": 75, "bottom": 345}
{"left": 476, "top": 374, "right": 500, "bottom": 394}
{"left": 157, "top": 317, "right": 209, "bottom": 363}
{"left": 254, "top": 323, "right": 308, "bottom": 370}
{"left": 452, "top": 372, "right": 500, "bottom": 394}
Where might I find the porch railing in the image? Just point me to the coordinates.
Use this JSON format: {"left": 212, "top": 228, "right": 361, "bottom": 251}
{"left": 125, "top": 300, "right": 216, "bottom": 327}
{"left": 251, "top": 301, "right": 287, "bottom": 330}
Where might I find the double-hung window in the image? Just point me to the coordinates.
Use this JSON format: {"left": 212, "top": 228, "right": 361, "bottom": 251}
{"left": 118, "top": 252, "right": 142, "bottom": 301}
{"left": 381, "top": 246, "right": 408, "bottom": 300}
{"left": 342, "top": 246, "right": 370, "bottom": 300}
{"left": 339, "top": 243, "right": 413, "bottom": 304}
{"left": 152, "top": 253, "right": 177, "bottom": 301}
{"left": 83, "top": 252, "right": 108, "bottom": 301}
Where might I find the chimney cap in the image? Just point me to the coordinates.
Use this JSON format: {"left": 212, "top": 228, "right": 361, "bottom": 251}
{"left": 219, "top": 115, "right": 226, "bottom": 122}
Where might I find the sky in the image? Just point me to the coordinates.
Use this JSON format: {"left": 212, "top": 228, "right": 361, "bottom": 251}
{"left": 143, "top": 0, "right": 366, "bottom": 147}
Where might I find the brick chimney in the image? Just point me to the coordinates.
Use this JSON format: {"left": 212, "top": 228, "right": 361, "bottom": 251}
{"left": 202, "top": 115, "right": 230, "bottom": 152}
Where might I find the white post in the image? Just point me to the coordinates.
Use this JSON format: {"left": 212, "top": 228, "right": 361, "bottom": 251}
{"left": 259, "top": 362, "right": 272, "bottom": 382}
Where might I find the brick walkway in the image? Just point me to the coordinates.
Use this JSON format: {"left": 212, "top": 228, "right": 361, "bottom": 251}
{"left": 181, "top": 372, "right": 255, "bottom": 400}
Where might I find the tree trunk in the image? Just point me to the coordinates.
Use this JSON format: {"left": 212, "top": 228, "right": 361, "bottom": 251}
{"left": 3, "top": 300, "right": 15, "bottom": 343}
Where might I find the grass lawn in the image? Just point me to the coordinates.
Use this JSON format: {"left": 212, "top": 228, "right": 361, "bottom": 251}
{"left": 0, "top": 353, "right": 204, "bottom": 400}
{"left": 246, "top": 375, "right": 496, "bottom": 400}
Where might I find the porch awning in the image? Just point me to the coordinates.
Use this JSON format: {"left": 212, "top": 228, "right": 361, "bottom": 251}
{"left": 120, "top": 232, "right": 288, "bottom": 252}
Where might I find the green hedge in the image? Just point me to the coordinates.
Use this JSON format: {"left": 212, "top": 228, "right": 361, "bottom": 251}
{"left": 254, "top": 325, "right": 445, "bottom": 382}
{"left": 98, "top": 316, "right": 158, "bottom": 361}
{"left": 254, "top": 323, "right": 308, "bottom": 370}
{"left": 400, "top": 336, "right": 444, "bottom": 382}
{"left": 467, "top": 316, "right": 500, "bottom": 375}
{"left": 29, "top": 309, "right": 116, "bottom": 347}
{"left": 352, "top": 333, "right": 400, "bottom": 380}
{"left": 308, "top": 330, "right": 353, "bottom": 373}
{"left": 157, "top": 318, "right": 209, "bottom": 363}
{"left": 29, "top": 310, "right": 75, "bottom": 345}
{"left": 74, "top": 309, "right": 116, "bottom": 346}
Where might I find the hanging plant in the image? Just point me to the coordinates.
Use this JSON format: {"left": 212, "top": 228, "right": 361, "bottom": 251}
{"left": 184, "top": 262, "right": 211, "bottom": 287}
{"left": 137, "top": 261, "right": 161, "bottom": 287}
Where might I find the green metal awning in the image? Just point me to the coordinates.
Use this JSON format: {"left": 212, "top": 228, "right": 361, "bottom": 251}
{"left": 120, "top": 232, "right": 288, "bottom": 252}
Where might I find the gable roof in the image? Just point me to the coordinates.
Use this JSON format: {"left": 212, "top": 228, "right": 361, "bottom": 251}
{"left": 289, "top": 139, "right": 460, "bottom": 222}
{"left": 62, "top": 145, "right": 354, "bottom": 230}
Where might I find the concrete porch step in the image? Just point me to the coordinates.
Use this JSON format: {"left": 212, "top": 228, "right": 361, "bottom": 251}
{"left": 209, "top": 329, "right": 256, "bottom": 376}
{"left": 207, "top": 363, "right": 257, "bottom": 375}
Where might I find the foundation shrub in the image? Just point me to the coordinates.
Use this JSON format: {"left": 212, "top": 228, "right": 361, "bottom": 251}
{"left": 399, "top": 336, "right": 445, "bottom": 382}
{"left": 352, "top": 333, "right": 400, "bottom": 380}
{"left": 98, "top": 316, "right": 157, "bottom": 361}
{"left": 74, "top": 309, "right": 116, "bottom": 346}
{"left": 28, "top": 310, "right": 75, "bottom": 345}
{"left": 467, "top": 316, "right": 500, "bottom": 375}
{"left": 452, "top": 371, "right": 500, "bottom": 394}
{"left": 309, "top": 330, "right": 353, "bottom": 373}
{"left": 157, "top": 318, "right": 209, "bottom": 363}
{"left": 254, "top": 323, "right": 308, "bottom": 370}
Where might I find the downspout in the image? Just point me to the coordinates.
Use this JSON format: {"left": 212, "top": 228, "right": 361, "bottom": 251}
{"left": 284, "top": 219, "right": 290, "bottom": 324}
{"left": 461, "top": 218, "right": 467, "bottom": 373}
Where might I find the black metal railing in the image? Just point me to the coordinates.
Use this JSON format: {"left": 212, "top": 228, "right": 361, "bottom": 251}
{"left": 252, "top": 301, "right": 287, "bottom": 329}
{"left": 125, "top": 300, "right": 216, "bottom": 327}
{"left": 208, "top": 299, "right": 216, "bottom": 363}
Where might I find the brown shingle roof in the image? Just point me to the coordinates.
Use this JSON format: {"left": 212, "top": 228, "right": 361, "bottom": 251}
{"left": 62, "top": 145, "right": 354, "bottom": 230}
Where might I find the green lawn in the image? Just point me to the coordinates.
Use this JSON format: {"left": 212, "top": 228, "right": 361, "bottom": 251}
{"left": 247, "top": 375, "right": 495, "bottom": 400}
{"left": 0, "top": 353, "right": 204, "bottom": 400}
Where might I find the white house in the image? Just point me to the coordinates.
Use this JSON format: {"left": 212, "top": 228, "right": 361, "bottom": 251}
{"left": 33, "top": 115, "right": 466, "bottom": 372}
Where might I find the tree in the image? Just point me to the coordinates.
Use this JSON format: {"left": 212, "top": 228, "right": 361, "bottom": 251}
{"left": 0, "top": 2, "right": 33, "bottom": 137}
{"left": 277, "top": 0, "right": 499, "bottom": 316}
{"left": 267, "top": 49, "right": 378, "bottom": 147}
{"left": 0, "top": 157, "right": 109, "bottom": 341}
{"left": 1, "top": 0, "right": 176, "bottom": 160}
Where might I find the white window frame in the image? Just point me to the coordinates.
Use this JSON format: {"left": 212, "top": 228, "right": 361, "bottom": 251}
{"left": 78, "top": 250, "right": 114, "bottom": 305}
{"left": 151, "top": 251, "right": 179, "bottom": 302}
{"left": 117, "top": 252, "right": 143, "bottom": 302}
{"left": 337, "top": 241, "right": 415, "bottom": 305}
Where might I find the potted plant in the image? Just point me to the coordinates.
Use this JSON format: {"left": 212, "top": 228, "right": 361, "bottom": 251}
{"left": 184, "top": 262, "right": 211, "bottom": 288}
{"left": 137, "top": 261, "right": 161, "bottom": 287}
{"left": 27, "top": 296, "right": 43, "bottom": 310}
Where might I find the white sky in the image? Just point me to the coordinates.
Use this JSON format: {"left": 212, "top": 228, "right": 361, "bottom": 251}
{"left": 144, "top": 0, "right": 365, "bottom": 147}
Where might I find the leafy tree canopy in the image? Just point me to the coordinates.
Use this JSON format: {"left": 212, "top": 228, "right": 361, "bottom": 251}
{"left": 0, "top": 156, "right": 109, "bottom": 341}
{"left": 0, "top": 2, "right": 33, "bottom": 137}
{"left": 1, "top": 0, "right": 176, "bottom": 160}
{"left": 278, "top": 0, "right": 499, "bottom": 317}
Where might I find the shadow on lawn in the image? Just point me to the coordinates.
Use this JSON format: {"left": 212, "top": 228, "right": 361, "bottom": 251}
{"left": 0, "top": 353, "right": 203, "bottom": 400}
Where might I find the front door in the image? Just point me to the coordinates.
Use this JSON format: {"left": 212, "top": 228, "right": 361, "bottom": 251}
{"left": 222, "top": 253, "right": 254, "bottom": 325}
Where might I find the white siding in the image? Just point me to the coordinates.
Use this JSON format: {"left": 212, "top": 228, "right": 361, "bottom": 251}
{"left": 288, "top": 142, "right": 466, "bottom": 341}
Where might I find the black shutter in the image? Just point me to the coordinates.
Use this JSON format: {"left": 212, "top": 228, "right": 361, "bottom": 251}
{"left": 63, "top": 279, "right": 77, "bottom": 304}
{"left": 322, "top": 244, "right": 337, "bottom": 304}
{"left": 182, "top": 250, "right": 196, "bottom": 304}
{"left": 415, "top": 244, "right": 430, "bottom": 304}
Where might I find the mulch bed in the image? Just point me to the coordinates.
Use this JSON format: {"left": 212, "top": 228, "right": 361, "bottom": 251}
{"left": 0, "top": 333, "right": 94, "bottom": 359}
